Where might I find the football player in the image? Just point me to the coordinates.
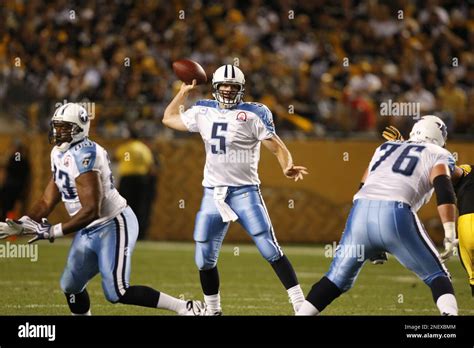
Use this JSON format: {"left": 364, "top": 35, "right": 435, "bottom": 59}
{"left": 0, "top": 103, "right": 206, "bottom": 315}
{"left": 298, "top": 116, "right": 459, "bottom": 315}
{"left": 162, "top": 65, "right": 308, "bottom": 314}
{"left": 383, "top": 125, "right": 474, "bottom": 297}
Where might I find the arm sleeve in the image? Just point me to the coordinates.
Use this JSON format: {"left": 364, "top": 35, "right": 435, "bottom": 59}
{"left": 254, "top": 105, "right": 276, "bottom": 140}
{"left": 180, "top": 106, "right": 199, "bottom": 132}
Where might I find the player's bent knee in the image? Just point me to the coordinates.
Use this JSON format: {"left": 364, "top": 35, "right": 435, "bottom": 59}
{"left": 60, "top": 270, "right": 85, "bottom": 294}
{"left": 253, "top": 234, "right": 281, "bottom": 263}
{"left": 101, "top": 280, "right": 122, "bottom": 303}
{"left": 195, "top": 250, "right": 217, "bottom": 270}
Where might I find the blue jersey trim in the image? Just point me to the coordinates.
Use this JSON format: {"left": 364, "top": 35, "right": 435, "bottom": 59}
{"left": 195, "top": 99, "right": 219, "bottom": 108}
{"left": 447, "top": 155, "right": 455, "bottom": 174}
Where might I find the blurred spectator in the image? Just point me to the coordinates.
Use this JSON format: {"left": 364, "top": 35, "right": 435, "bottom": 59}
{"left": 0, "top": 141, "right": 31, "bottom": 221}
{"left": 0, "top": 0, "right": 473, "bottom": 138}
{"left": 115, "top": 129, "right": 157, "bottom": 240}
{"left": 437, "top": 74, "right": 467, "bottom": 132}
{"left": 403, "top": 80, "right": 436, "bottom": 114}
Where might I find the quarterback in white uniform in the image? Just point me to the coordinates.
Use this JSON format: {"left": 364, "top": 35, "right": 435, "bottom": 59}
{"left": 0, "top": 103, "right": 205, "bottom": 315}
{"left": 298, "top": 116, "right": 459, "bottom": 315}
{"left": 163, "top": 64, "right": 308, "bottom": 314}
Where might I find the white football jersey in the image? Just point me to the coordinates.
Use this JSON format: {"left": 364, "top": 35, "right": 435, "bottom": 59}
{"left": 180, "top": 100, "right": 275, "bottom": 187}
{"left": 50, "top": 138, "right": 127, "bottom": 228}
{"left": 354, "top": 141, "right": 455, "bottom": 212}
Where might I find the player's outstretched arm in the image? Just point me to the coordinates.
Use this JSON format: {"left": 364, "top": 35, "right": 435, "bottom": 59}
{"left": 1, "top": 178, "right": 61, "bottom": 240}
{"left": 262, "top": 135, "right": 308, "bottom": 182}
{"left": 430, "top": 163, "right": 458, "bottom": 262}
{"left": 27, "top": 171, "right": 102, "bottom": 244}
{"left": 163, "top": 79, "right": 196, "bottom": 131}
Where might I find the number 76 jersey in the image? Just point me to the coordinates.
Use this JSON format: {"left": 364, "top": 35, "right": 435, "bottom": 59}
{"left": 51, "top": 138, "right": 127, "bottom": 228}
{"left": 354, "top": 141, "right": 455, "bottom": 212}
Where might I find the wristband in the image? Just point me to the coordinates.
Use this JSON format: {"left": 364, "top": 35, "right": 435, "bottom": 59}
{"left": 52, "top": 223, "right": 64, "bottom": 239}
{"left": 442, "top": 221, "right": 456, "bottom": 240}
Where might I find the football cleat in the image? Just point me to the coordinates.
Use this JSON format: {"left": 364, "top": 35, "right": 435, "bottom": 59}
{"left": 370, "top": 252, "right": 388, "bottom": 265}
{"left": 180, "top": 300, "right": 208, "bottom": 316}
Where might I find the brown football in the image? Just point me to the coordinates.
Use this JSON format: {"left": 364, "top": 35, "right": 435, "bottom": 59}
{"left": 172, "top": 59, "right": 208, "bottom": 85}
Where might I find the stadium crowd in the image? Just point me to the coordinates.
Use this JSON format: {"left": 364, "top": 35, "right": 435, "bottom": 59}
{"left": 1, "top": 0, "right": 473, "bottom": 137}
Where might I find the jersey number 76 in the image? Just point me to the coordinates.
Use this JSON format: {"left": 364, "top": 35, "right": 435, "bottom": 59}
{"left": 371, "top": 143, "right": 426, "bottom": 176}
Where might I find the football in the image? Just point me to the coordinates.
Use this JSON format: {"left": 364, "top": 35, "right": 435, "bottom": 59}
{"left": 172, "top": 59, "right": 208, "bottom": 85}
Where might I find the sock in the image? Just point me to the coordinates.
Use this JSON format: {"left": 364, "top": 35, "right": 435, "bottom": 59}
{"left": 287, "top": 284, "right": 305, "bottom": 313}
{"left": 296, "top": 300, "right": 319, "bottom": 316}
{"left": 72, "top": 310, "right": 91, "bottom": 316}
{"left": 199, "top": 267, "right": 220, "bottom": 295}
{"left": 65, "top": 289, "right": 90, "bottom": 315}
{"left": 204, "top": 293, "right": 221, "bottom": 313}
{"left": 270, "top": 255, "right": 299, "bottom": 289}
{"left": 429, "top": 276, "right": 457, "bottom": 315}
{"left": 436, "top": 294, "right": 458, "bottom": 315}
{"left": 157, "top": 292, "right": 187, "bottom": 314}
{"left": 306, "top": 276, "right": 342, "bottom": 313}
{"left": 117, "top": 285, "right": 161, "bottom": 308}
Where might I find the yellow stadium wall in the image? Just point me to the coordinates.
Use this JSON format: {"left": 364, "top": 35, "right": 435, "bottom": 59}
{"left": 1, "top": 135, "right": 472, "bottom": 244}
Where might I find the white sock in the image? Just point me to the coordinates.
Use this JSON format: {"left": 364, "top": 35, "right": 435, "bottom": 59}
{"left": 204, "top": 293, "right": 221, "bottom": 313}
{"left": 157, "top": 292, "right": 186, "bottom": 314}
{"left": 436, "top": 293, "right": 458, "bottom": 315}
{"left": 287, "top": 284, "right": 305, "bottom": 313}
{"left": 72, "top": 310, "right": 91, "bottom": 316}
{"left": 296, "top": 300, "right": 320, "bottom": 316}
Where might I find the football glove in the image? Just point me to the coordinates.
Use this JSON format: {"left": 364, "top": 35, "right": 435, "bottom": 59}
{"left": 0, "top": 216, "right": 35, "bottom": 239}
{"left": 382, "top": 126, "right": 404, "bottom": 141}
{"left": 25, "top": 218, "right": 63, "bottom": 244}
{"left": 440, "top": 237, "right": 459, "bottom": 263}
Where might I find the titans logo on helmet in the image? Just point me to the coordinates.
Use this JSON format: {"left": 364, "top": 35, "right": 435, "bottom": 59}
{"left": 79, "top": 110, "right": 89, "bottom": 124}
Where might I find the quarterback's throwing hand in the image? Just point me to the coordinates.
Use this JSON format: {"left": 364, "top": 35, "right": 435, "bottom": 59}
{"left": 284, "top": 165, "right": 309, "bottom": 182}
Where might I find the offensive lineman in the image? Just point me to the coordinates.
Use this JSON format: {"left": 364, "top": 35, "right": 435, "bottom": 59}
{"left": 298, "top": 116, "right": 459, "bottom": 315}
{"left": 0, "top": 103, "right": 205, "bottom": 315}
{"left": 162, "top": 64, "right": 308, "bottom": 314}
{"left": 382, "top": 125, "right": 474, "bottom": 297}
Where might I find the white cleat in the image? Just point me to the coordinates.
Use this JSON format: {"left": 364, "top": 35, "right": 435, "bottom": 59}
{"left": 180, "top": 300, "right": 208, "bottom": 316}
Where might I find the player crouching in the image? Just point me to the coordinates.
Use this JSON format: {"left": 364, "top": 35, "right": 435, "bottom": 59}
{"left": 0, "top": 103, "right": 206, "bottom": 315}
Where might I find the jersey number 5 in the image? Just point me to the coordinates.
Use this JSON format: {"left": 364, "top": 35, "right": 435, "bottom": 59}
{"left": 371, "top": 143, "right": 426, "bottom": 176}
{"left": 211, "top": 123, "right": 227, "bottom": 154}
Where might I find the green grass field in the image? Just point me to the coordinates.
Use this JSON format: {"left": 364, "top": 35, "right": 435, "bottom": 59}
{"left": 0, "top": 239, "right": 472, "bottom": 315}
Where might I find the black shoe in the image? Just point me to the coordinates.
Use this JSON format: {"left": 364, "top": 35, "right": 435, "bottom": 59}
{"left": 370, "top": 252, "right": 388, "bottom": 265}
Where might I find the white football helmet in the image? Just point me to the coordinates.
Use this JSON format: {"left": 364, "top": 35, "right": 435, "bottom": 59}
{"left": 50, "top": 103, "right": 90, "bottom": 152}
{"left": 212, "top": 64, "right": 245, "bottom": 108}
{"left": 409, "top": 115, "right": 448, "bottom": 147}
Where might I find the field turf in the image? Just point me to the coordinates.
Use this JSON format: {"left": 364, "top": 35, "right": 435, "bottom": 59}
{"left": 0, "top": 239, "right": 472, "bottom": 315}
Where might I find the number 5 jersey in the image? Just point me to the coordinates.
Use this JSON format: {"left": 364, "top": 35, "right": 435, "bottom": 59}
{"left": 180, "top": 99, "right": 275, "bottom": 188}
